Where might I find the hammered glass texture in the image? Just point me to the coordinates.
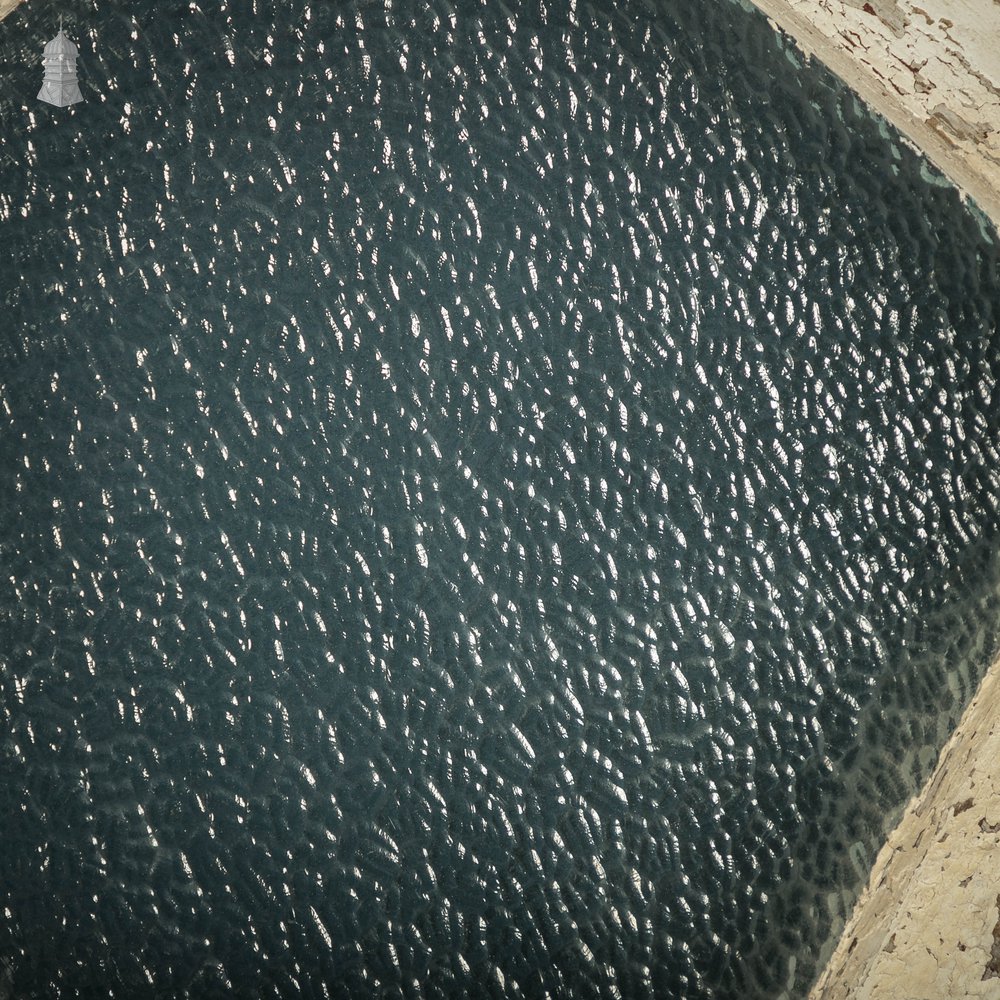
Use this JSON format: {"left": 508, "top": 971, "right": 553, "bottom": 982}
{"left": 0, "top": 0, "right": 999, "bottom": 998}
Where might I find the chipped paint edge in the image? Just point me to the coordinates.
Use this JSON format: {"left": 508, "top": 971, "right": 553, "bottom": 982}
{"left": 808, "top": 651, "right": 1000, "bottom": 997}
{"left": 742, "top": 1, "right": 1000, "bottom": 995}
{"left": 746, "top": 0, "right": 1000, "bottom": 236}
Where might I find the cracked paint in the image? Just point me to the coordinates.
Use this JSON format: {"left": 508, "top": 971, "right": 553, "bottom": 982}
{"left": 983, "top": 897, "right": 1000, "bottom": 982}
{"left": 742, "top": 4, "right": 1000, "bottom": 992}
{"left": 808, "top": 653, "right": 1000, "bottom": 998}
{"left": 748, "top": 0, "right": 1000, "bottom": 230}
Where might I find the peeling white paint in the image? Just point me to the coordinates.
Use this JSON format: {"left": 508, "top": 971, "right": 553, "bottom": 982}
{"left": 749, "top": 0, "right": 1000, "bottom": 231}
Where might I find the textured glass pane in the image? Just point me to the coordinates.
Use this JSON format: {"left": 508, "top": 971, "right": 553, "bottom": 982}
{"left": 0, "top": 1, "right": 998, "bottom": 998}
